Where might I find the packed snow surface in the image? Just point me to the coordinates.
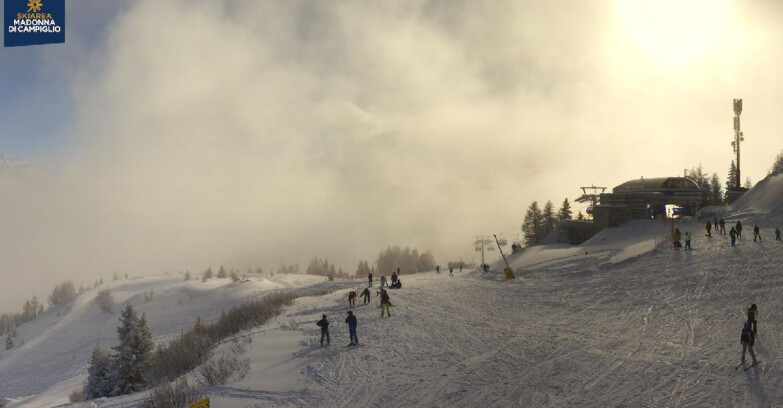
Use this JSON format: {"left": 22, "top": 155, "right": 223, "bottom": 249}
{"left": 2, "top": 175, "right": 783, "bottom": 407}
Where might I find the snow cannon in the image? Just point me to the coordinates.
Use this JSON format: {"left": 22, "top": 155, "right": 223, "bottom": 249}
{"left": 493, "top": 234, "right": 516, "bottom": 280}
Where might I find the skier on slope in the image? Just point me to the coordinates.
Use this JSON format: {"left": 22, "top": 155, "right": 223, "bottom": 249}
{"left": 736, "top": 220, "right": 743, "bottom": 238}
{"left": 317, "top": 314, "right": 330, "bottom": 346}
{"left": 776, "top": 227, "right": 781, "bottom": 240}
{"left": 345, "top": 311, "right": 358, "bottom": 346}
{"left": 380, "top": 289, "right": 391, "bottom": 317}
{"left": 706, "top": 221, "right": 712, "bottom": 237}
{"left": 753, "top": 225, "right": 761, "bottom": 242}
{"left": 719, "top": 218, "right": 726, "bottom": 234}
{"left": 730, "top": 227, "right": 738, "bottom": 246}
{"left": 361, "top": 287, "right": 371, "bottom": 305}
{"left": 747, "top": 303, "right": 758, "bottom": 333}
{"left": 684, "top": 232, "right": 692, "bottom": 250}
{"left": 741, "top": 321, "right": 757, "bottom": 365}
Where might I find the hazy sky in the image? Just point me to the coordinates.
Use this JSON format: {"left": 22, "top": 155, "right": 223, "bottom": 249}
{"left": 2, "top": 0, "right": 783, "bottom": 311}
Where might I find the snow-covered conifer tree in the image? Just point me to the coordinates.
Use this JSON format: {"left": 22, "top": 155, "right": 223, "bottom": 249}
{"left": 112, "top": 304, "right": 153, "bottom": 395}
{"left": 83, "top": 343, "right": 113, "bottom": 399}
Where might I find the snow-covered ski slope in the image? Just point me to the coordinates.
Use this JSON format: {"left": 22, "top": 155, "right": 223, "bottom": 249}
{"left": 0, "top": 273, "right": 335, "bottom": 407}
{"left": 3, "top": 174, "right": 783, "bottom": 408}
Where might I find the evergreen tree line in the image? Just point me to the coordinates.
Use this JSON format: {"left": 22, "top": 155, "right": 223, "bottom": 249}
{"left": 1, "top": 295, "right": 43, "bottom": 337}
{"left": 2, "top": 280, "right": 80, "bottom": 338}
{"left": 305, "top": 257, "right": 349, "bottom": 277}
{"left": 374, "top": 246, "right": 435, "bottom": 275}
{"left": 197, "top": 265, "right": 303, "bottom": 282}
{"left": 522, "top": 198, "right": 576, "bottom": 246}
{"left": 354, "top": 260, "right": 377, "bottom": 277}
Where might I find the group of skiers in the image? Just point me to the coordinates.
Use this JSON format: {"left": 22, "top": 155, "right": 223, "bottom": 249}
{"left": 686, "top": 218, "right": 783, "bottom": 247}
{"left": 436, "top": 265, "right": 461, "bottom": 276}
{"left": 672, "top": 229, "right": 692, "bottom": 249}
{"left": 317, "top": 268, "right": 403, "bottom": 347}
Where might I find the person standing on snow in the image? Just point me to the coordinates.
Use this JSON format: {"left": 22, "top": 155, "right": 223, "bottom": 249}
{"left": 747, "top": 304, "right": 758, "bottom": 333}
{"left": 368, "top": 272, "right": 373, "bottom": 287}
{"left": 741, "top": 321, "right": 757, "bottom": 365}
{"left": 719, "top": 218, "right": 726, "bottom": 234}
{"left": 672, "top": 228, "right": 682, "bottom": 249}
{"left": 380, "top": 289, "right": 391, "bottom": 317}
{"left": 714, "top": 217, "right": 718, "bottom": 231}
{"left": 361, "top": 287, "right": 371, "bottom": 304}
{"left": 396, "top": 267, "right": 401, "bottom": 276}
{"left": 706, "top": 221, "right": 712, "bottom": 237}
{"left": 449, "top": 267, "right": 453, "bottom": 276}
{"left": 753, "top": 225, "right": 762, "bottom": 242}
{"left": 380, "top": 275, "right": 387, "bottom": 288}
{"left": 736, "top": 220, "right": 743, "bottom": 238}
{"left": 391, "top": 272, "right": 398, "bottom": 286}
{"left": 348, "top": 291, "right": 357, "bottom": 307}
{"left": 317, "top": 314, "right": 330, "bottom": 346}
{"left": 776, "top": 227, "right": 781, "bottom": 240}
{"left": 436, "top": 265, "right": 440, "bottom": 274}
{"left": 345, "top": 311, "right": 358, "bottom": 346}
{"left": 684, "top": 232, "right": 692, "bottom": 250}
{"left": 730, "top": 227, "right": 738, "bottom": 246}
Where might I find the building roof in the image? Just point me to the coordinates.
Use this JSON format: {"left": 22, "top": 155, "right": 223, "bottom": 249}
{"left": 613, "top": 177, "right": 699, "bottom": 193}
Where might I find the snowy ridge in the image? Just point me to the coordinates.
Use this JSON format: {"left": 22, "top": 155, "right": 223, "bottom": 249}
{"left": 730, "top": 173, "right": 783, "bottom": 222}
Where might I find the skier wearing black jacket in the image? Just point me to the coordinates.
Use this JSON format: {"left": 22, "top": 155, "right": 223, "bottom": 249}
{"left": 380, "top": 289, "right": 391, "bottom": 317}
{"left": 361, "top": 287, "right": 371, "bottom": 305}
{"left": 317, "top": 315, "right": 330, "bottom": 346}
{"left": 345, "top": 311, "right": 358, "bottom": 346}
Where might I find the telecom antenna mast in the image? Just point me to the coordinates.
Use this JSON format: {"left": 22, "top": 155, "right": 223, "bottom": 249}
{"left": 732, "top": 99, "right": 744, "bottom": 188}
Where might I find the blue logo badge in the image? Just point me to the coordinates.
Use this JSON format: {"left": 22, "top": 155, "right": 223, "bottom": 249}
{"left": 4, "top": 0, "right": 65, "bottom": 47}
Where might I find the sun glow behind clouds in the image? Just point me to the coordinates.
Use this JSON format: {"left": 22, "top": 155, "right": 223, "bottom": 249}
{"left": 615, "top": 0, "right": 732, "bottom": 65}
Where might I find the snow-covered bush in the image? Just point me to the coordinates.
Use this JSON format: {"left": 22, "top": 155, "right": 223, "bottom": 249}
{"left": 48, "top": 281, "right": 77, "bottom": 306}
{"left": 196, "top": 339, "right": 250, "bottom": 386}
{"left": 146, "top": 378, "right": 198, "bottom": 408}
{"left": 149, "top": 328, "right": 214, "bottom": 384}
{"left": 96, "top": 289, "right": 113, "bottom": 313}
{"left": 68, "top": 386, "right": 84, "bottom": 403}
